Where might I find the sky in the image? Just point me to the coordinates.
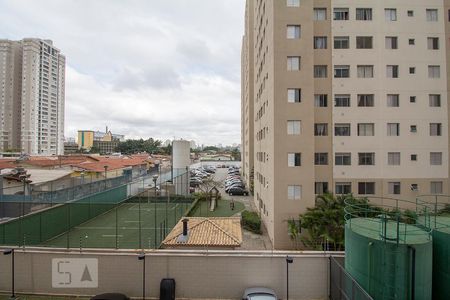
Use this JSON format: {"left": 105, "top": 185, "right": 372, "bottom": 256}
{"left": 0, "top": 0, "right": 245, "bottom": 146}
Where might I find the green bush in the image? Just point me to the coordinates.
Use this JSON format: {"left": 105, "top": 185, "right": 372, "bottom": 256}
{"left": 241, "top": 210, "right": 262, "bottom": 234}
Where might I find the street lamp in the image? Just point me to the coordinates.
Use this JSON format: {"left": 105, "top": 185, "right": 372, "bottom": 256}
{"left": 138, "top": 253, "right": 146, "bottom": 300}
{"left": 286, "top": 256, "right": 294, "bottom": 300}
{"left": 152, "top": 174, "right": 159, "bottom": 197}
{"left": 3, "top": 248, "right": 15, "bottom": 299}
{"left": 152, "top": 174, "right": 159, "bottom": 247}
{"left": 103, "top": 165, "right": 108, "bottom": 179}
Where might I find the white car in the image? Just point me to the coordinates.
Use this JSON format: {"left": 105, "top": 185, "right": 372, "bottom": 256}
{"left": 242, "top": 287, "right": 277, "bottom": 300}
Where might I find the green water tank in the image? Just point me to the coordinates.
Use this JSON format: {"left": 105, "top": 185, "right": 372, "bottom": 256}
{"left": 430, "top": 216, "right": 450, "bottom": 300}
{"left": 345, "top": 218, "right": 432, "bottom": 300}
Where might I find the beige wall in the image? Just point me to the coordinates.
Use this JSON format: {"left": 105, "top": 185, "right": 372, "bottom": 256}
{"left": 0, "top": 248, "right": 339, "bottom": 299}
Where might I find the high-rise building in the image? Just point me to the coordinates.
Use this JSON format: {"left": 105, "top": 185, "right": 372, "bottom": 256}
{"left": 0, "top": 38, "right": 65, "bottom": 155}
{"left": 242, "top": 0, "right": 450, "bottom": 249}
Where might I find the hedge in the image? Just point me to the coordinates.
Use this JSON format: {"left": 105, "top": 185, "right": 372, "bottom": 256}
{"left": 241, "top": 210, "right": 262, "bottom": 234}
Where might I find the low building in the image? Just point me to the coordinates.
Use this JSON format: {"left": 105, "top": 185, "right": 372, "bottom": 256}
{"left": 64, "top": 142, "right": 79, "bottom": 154}
{"left": 93, "top": 140, "right": 120, "bottom": 155}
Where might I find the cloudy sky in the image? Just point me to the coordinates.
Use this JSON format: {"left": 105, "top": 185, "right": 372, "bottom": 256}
{"left": 0, "top": 0, "right": 245, "bottom": 146}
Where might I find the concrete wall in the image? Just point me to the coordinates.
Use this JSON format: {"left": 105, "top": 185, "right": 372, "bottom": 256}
{"left": 0, "top": 249, "right": 340, "bottom": 299}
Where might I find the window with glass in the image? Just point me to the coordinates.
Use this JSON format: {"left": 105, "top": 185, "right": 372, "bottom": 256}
{"left": 358, "top": 182, "right": 375, "bottom": 194}
{"left": 385, "top": 36, "right": 398, "bottom": 49}
{"left": 314, "top": 36, "right": 327, "bottom": 49}
{"left": 314, "top": 65, "right": 328, "bottom": 78}
{"left": 427, "top": 37, "right": 439, "bottom": 50}
{"left": 426, "top": 9, "right": 438, "bottom": 21}
{"left": 336, "top": 182, "right": 351, "bottom": 194}
{"left": 287, "top": 0, "right": 300, "bottom": 7}
{"left": 334, "top": 36, "right": 349, "bottom": 49}
{"left": 358, "top": 123, "right": 374, "bottom": 136}
{"left": 358, "top": 153, "right": 375, "bottom": 165}
{"left": 356, "top": 8, "right": 372, "bottom": 20}
{"left": 287, "top": 120, "right": 301, "bottom": 135}
{"left": 410, "top": 96, "right": 416, "bottom": 103}
{"left": 287, "top": 88, "right": 301, "bottom": 103}
{"left": 430, "top": 152, "right": 442, "bottom": 165}
{"left": 287, "top": 25, "right": 301, "bottom": 39}
{"left": 430, "top": 181, "right": 443, "bottom": 194}
{"left": 315, "top": 182, "right": 328, "bottom": 194}
{"left": 314, "top": 94, "right": 328, "bottom": 107}
{"left": 385, "top": 8, "right": 397, "bottom": 21}
{"left": 288, "top": 153, "right": 301, "bottom": 167}
{"left": 388, "top": 182, "right": 401, "bottom": 194}
{"left": 288, "top": 185, "right": 301, "bottom": 200}
{"left": 335, "top": 124, "right": 351, "bottom": 136}
{"left": 357, "top": 65, "right": 374, "bottom": 78}
{"left": 387, "top": 94, "right": 399, "bottom": 107}
{"left": 429, "top": 94, "right": 441, "bottom": 107}
{"left": 335, "top": 94, "right": 350, "bottom": 107}
{"left": 428, "top": 65, "right": 440, "bottom": 78}
{"left": 315, "top": 153, "right": 328, "bottom": 165}
{"left": 408, "top": 10, "right": 414, "bottom": 17}
{"left": 411, "top": 125, "right": 417, "bottom": 133}
{"left": 314, "top": 8, "right": 327, "bottom": 21}
{"left": 430, "top": 123, "right": 442, "bottom": 136}
{"left": 334, "top": 8, "right": 349, "bottom": 20}
{"left": 388, "top": 152, "right": 401, "bottom": 165}
{"left": 387, "top": 123, "right": 400, "bottom": 136}
{"left": 387, "top": 65, "right": 399, "bottom": 78}
{"left": 356, "top": 36, "right": 373, "bottom": 49}
{"left": 287, "top": 56, "right": 301, "bottom": 71}
{"left": 411, "top": 154, "right": 418, "bottom": 161}
{"left": 335, "top": 153, "right": 351, "bottom": 166}
{"left": 334, "top": 65, "right": 350, "bottom": 78}
{"left": 314, "top": 123, "right": 328, "bottom": 136}
{"left": 357, "top": 94, "right": 374, "bottom": 107}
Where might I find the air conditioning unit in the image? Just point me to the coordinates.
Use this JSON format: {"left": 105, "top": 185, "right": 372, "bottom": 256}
{"left": 410, "top": 184, "right": 419, "bottom": 191}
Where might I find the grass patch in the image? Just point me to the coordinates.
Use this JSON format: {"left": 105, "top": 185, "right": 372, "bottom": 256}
{"left": 188, "top": 199, "right": 244, "bottom": 217}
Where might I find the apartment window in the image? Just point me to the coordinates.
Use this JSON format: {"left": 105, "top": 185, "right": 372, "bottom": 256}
{"left": 388, "top": 182, "right": 401, "bottom": 195}
{"left": 426, "top": 9, "right": 438, "bottom": 22}
{"left": 409, "top": 67, "right": 416, "bottom": 74}
{"left": 387, "top": 94, "right": 399, "bottom": 107}
{"left": 315, "top": 182, "right": 328, "bottom": 194}
{"left": 314, "top": 65, "right": 328, "bottom": 78}
{"left": 314, "top": 94, "right": 328, "bottom": 107}
{"left": 287, "top": 121, "right": 301, "bottom": 135}
{"left": 385, "top": 37, "right": 398, "bottom": 49}
{"left": 385, "top": 9, "right": 397, "bottom": 21}
{"left": 356, "top": 8, "right": 372, "bottom": 20}
{"left": 356, "top": 36, "right": 373, "bottom": 49}
{"left": 336, "top": 182, "right": 351, "bottom": 194}
{"left": 358, "top": 123, "right": 374, "bottom": 136}
{"left": 334, "top": 65, "right": 350, "bottom": 78}
{"left": 428, "top": 66, "right": 440, "bottom": 78}
{"left": 430, "top": 152, "right": 442, "bottom": 165}
{"left": 287, "top": 0, "right": 300, "bottom": 7}
{"left": 387, "top": 65, "right": 399, "bottom": 78}
{"left": 335, "top": 94, "right": 350, "bottom": 107}
{"left": 411, "top": 154, "right": 418, "bottom": 161}
{"left": 430, "top": 181, "right": 443, "bottom": 194}
{"left": 334, "top": 36, "right": 349, "bottom": 49}
{"left": 359, "top": 153, "right": 375, "bottom": 165}
{"left": 288, "top": 88, "right": 301, "bottom": 103}
{"left": 335, "top": 153, "right": 351, "bottom": 166}
{"left": 358, "top": 94, "right": 374, "bottom": 107}
{"left": 410, "top": 125, "right": 417, "bottom": 133}
{"left": 334, "top": 8, "right": 349, "bottom": 20}
{"left": 287, "top": 56, "right": 301, "bottom": 71}
{"left": 359, "top": 182, "right": 375, "bottom": 194}
{"left": 430, "top": 123, "right": 442, "bottom": 136}
{"left": 314, "top": 8, "right": 327, "bottom": 21}
{"left": 409, "top": 39, "right": 415, "bottom": 45}
{"left": 387, "top": 123, "right": 400, "bottom": 136}
{"left": 287, "top": 25, "right": 301, "bottom": 39}
{"left": 335, "top": 123, "right": 351, "bottom": 136}
{"left": 357, "top": 65, "right": 374, "bottom": 78}
{"left": 427, "top": 37, "right": 439, "bottom": 50}
{"left": 408, "top": 10, "right": 414, "bottom": 17}
{"left": 314, "top": 123, "right": 328, "bottom": 136}
{"left": 288, "top": 153, "right": 301, "bottom": 167}
{"left": 410, "top": 96, "right": 416, "bottom": 103}
{"left": 429, "top": 94, "right": 441, "bottom": 107}
{"left": 315, "top": 153, "right": 328, "bottom": 165}
{"left": 388, "top": 152, "right": 401, "bottom": 165}
{"left": 314, "top": 36, "right": 327, "bottom": 49}
{"left": 288, "top": 185, "right": 301, "bottom": 200}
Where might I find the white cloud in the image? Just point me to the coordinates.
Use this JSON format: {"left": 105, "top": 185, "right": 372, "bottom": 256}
{"left": 0, "top": 0, "right": 244, "bottom": 146}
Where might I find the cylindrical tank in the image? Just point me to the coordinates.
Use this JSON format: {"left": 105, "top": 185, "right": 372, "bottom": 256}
{"left": 431, "top": 216, "right": 450, "bottom": 300}
{"left": 172, "top": 140, "right": 190, "bottom": 170}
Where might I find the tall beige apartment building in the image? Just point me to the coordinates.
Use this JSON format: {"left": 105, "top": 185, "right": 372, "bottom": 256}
{"left": 0, "top": 38, "right": 65, "bottom": 155}
{"left": 242, "top": 0, "right": 450, "bottom": 249}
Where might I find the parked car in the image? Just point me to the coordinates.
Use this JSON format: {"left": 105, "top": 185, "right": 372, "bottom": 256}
{"left": 91, "top": 293, "right": 130, "bottom": 300}
{"left": 228, "top": 187, "right": 249, "bottom": 196}
{"left": 242, "top": 288, "right": 277, "bottom": 300}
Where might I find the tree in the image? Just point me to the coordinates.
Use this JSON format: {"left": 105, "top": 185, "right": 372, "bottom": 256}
{"left": 115, "top": 138, "right": 163, "bottom": 154}
{"left": 230, "top": 148, "right": 241, "bottom": 161}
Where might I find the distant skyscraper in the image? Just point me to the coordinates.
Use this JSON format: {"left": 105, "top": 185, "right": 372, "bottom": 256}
{"left": 0, "top": 38, "right": 65, "bottom": 155}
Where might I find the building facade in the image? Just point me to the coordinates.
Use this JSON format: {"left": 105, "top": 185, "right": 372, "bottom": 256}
{"left": 242, "top": 0, "right": 450, "bottom": 249}
{"left": 0, "top": 38, "right": 65, "bottom": 155}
